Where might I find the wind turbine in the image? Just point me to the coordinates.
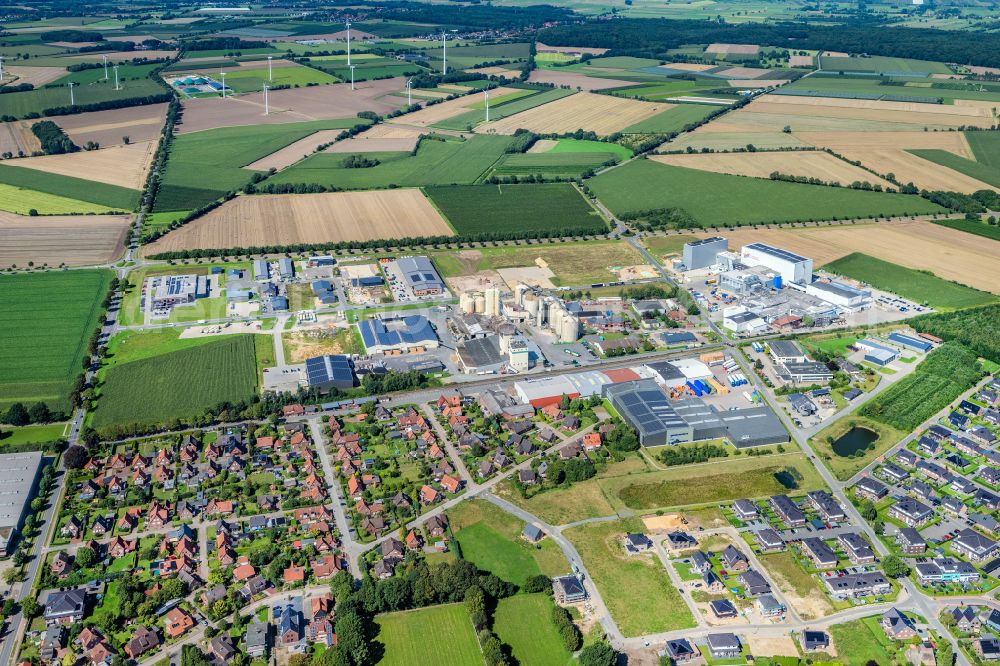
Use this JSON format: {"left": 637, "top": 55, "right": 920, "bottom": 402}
{"left": 102, "top": 54, "right": 108, "bottom": 80}
{"left": 263, "top": 83, "right": 269, "bottom": 115}
{"left": 113, "top": 64, "right": 120, "bottom": 91}
{"left": 68, "top": 81, "right": 75, "bottom": 105}
{"left": 345, "top": 20, "right": 351, "bottom": 67}
{"left": 220, "top": 71, "right": 226, "bottom": 98}
{"left": 484, "top": 89, "right": 490, "bottom": 122}
{"left": 350, "top": 64, "right": 355, "bottom": 91}
{"left": 405, "top": 78, "right": 413, "bottom": 105}
{"left": 442, "top": 31, "right": 447, "bottom": 75}
{"left": 267, "top": 55, "right": 273, "bottom": 81}
{"left": 0, "top": 56, "right": 5, "bottom": 82}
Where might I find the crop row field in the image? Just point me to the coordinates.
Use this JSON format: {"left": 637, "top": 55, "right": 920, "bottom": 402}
{"left": 476, "top": 91, "right": 670, "bottom": 136}
{"left": 650, "top": 151, "right": 894, "bottom": 188}
{"left": 0, "top": 212, "right": 130, "bottom": 268}
{"left": 92, "top": 335, "right": 260, "bottom": 430}
{"left": 0, "top": 76, "right": 166, "bottom": 120}
{"left": 0, "top": 164, "right": 140, "bottom": 212}
{"left": 3, "top": 140, "right": 156, "bottom": 190}
{"left": 0, "top": 269, "right": 112, "bottom": 413}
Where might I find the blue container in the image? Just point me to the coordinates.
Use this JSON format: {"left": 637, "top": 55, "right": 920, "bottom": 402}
{"left": 773, "top": 275, "right": 783, "bottom": 289}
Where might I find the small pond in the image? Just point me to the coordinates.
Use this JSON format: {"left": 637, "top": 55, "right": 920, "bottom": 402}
{"left": 831, "top": 426, "right": 879, "bottom": 457}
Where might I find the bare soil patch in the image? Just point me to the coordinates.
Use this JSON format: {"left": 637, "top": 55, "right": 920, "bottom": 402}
{"left": 527, "top": 139, "right": 558, "bottom": 153}
{"left": 641, "top": 514, "right": 684, "bottom": 531}
{"left": 0, "top": 120, "right": 41, "bottom": 155}
{"left": 0, "top": 212, "right": 130, "bottom": 267}
{"left": 244, "top": 130, "right": 349, "bottom": 171}
{"left": 142, "top": 189, "right": 453, "bottom": 254}
{"left": 284, "top": 327, "right": 354, "bottom": 362}
{"left": 527, "top": 69, "right": 635, "bottom": 91}
{"left": 651, "top": 151, "right": 894, "bottom": 188}
{"left": 706, "top": 43, "right": 760, "bottom": 55}
{"left": 4, "top": 140, "right": 155, "bottom": 189}
{"left": 716, "top": 66, "right": 771, "bottom": 79}
{"left": 54, "top": 103, "right": 168, "bottom": 147}
{"left": 444, "top": 271, "right": 507, "bottom": 293}
{"left": 465, "top": 66, "right": 518, "bottom": 77}
{"left": 496, "top": 266, "right": 556, "bottom": 289}
{"left": 478, "top": 91, "right": 669, "bottom": 136}
{"left": 748, "top": 636, "right": 799, "bottom": 657}
{"left": 788, "top": 55, "right": 814, "bottom": 67}
{"left": 662, "top": 62, "right": 716, "bottom": 72}
{"left": 3, "top": 65, "right": 65, "bottom": 87}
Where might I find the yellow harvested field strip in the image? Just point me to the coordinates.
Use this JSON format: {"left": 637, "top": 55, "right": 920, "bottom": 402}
{"left": 2, "top": 141, "right": 155, "bottom": 189}
{"left": 662, "top": 62, "right": 716, "bottom": 72}
{"left": 716, "top": 66, "right": 770, "bottom": 78}
{"left": 142, "top": 190, "right": 454, "bottom": 254}
{"left": 761, "top": 94, "right": 994, "bottom": 118}
{"left": 795, "top": 130, "right": 974, "bottom": 158}
{"left": 788, "top": 55, "right": 814, "bottom": 67}
{"left": 832, "top": 148, "right": 997, "bottom": 193}
{"left": 650, "top": 151, "right": 894, "bottom": 188}
{"left": 747, "top": 102, "right": 994, "bottom": 128}
{"left": 324, "top": 124, "right": 424, "bottom": 153}
{"left": 527, "top": 139, "right": 558, "bottom": 153}
{"left": 726, "top": 80, "right": 789, "bottom": 87}
{"left": 536, "top": 43, "right": 608, "bottom": 55}
{"left": 4, "top": 65, "right": 66, "bottom": 87}
{"left": 706, "top": 43, "right": 759, "bottom": 55}
{"left": 0, "top": 212, "right": 130, "bottom": 267}
{"left": 54, "top": 103, "right": 169, "bottom": 147}
{"left": 952, "top": 99, "right": 1000, "bottom": 111}
{"left": 692, "top": 220, "right": 1000, "bottom": 294}
{"left": 244, "top": 130, "right": 350, "bottom": 171}
{"left": 398, "top": 87, "right": 520, "bottom": 126}
{"left": 465, "top": 66, "right": 518, "bottom": 76}
{"left": 661, "top": 130, "right": 806, "bottom": 152}
{"left": 477, "top": 91, "right": 670, "bottom": 136}
{"left": 0, "top": 120, "right": 41, "bottom": 156}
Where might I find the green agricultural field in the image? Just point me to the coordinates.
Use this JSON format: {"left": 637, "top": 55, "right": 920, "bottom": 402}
{"left": 153, "top": 118, "right": 369, "bottom": 212}
{"left": 103, "top": 328, "right": 246, "bottom": 369}
{"left": 0, "top": 182, "right": 112, "bottom": 215}
{"left": 142, "top": 210, "right": 191, "bottom": 235}
{"left": 426, "top": 183, "right": 607, "bottom": 236}
{"left": 92, "top": 336, "right": 259, "bottom": 429}
{"left": 216, "top": 63, "right": 339, "bottom": 93}
{"left": 0, "top": 423, "right": 67, "bottom": 448}
{"left": 600, "top": 453, "right": 825, "bottom": 511}
{"left": 605, "top": 80, "right": 700, "bottom": 100}
{"left": 0, "top": 77, "right": 165, "bottom": 119}
{"left": 0, "top": 269, "right": 112, "bottom": 413}
{"left": 449, "top": 500, "right": 567, "bottom": 584}
{"left": 183, "top": 47, "right": 281, "bottom": 59}
{"left": 270, "top": 135, "right": 515, "bottom": 190}
{"left": 565, "top": 518, "right": 695, "bottom": 636}
{"left": 548, "top": 138, "right": 633, "bottom": 161}
{"left": 317, "top": 58, "right": 426, "bottom": 82}
{"left": 494, "top": 595, "right": 574, "bottom": 666}
{"left": 432, "top": 87, "right": 576, "bottom": 131}
{"left": 375, "top": 604, "right": 482, "bottom": 666}
{"left": 931, "top": 218, "right": 1000, "bottom": 242}
{"left": 966, "top": 131, "right": 1000, "bottom": 169}
{"left": 0, "top": 165, "right": 139, "bottom": 211}
{"left": 490, "top": 151, "right": 616, "bottom": 178}
{"left": 908, "top": 149, "right": 1000, "bottom": 188}
{"left": 822, "top": 253, "right": 996, "bottom": 309}
{"left": 818, "top": 55, "right": 951, "bottom": 74}
{"left": 465, "top": 88, "right": 537, "bottom": 110}
{"left": 50, "top": 62, "right": 162, "bottom": 87}
{"left": 422, "top": 42, "right": 531, "bottom": 71}
{"left": 622, "top": 103, "right": 720, "bottom": 133}
{"left": 781, "top": 74, "right": 1000, "bottom": 103}
{"left": 588, "top": 159, "right": 945, "bottom": 226}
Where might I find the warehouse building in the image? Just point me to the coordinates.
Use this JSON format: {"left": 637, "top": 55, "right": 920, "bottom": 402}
{"left": 149, "top": 274, "right": 210, "bottom": 310}
{"left": 604, "top": 380, "right": 694, "bottom": 446}
{"left": 740, "top": 243, "right": 813, "bottom": 285}
{"left": 0, "top": 451, "right": 42, "bottom": 553}
{"left": 722, "top": 307, "right": 767, "bottom": 335}
{"left": 253, "top": 260, "right": 270, "bottom": 282}
{"left": 357, "top": 315, "right": 439, "bottom": 354}
{"left": 304, "top": 355, "right": 355, "bottom": 391}
{"left": 776, "top": 361, "right": 833, "bottom": 384}
{"left": 857, "top": 339, "right": 899, "bottom": 366}
{"left": 683, "top": 237, "right": 728, "bottom": 270}
{"left": 805, "top": 280, "right": 871, "bottom": 310}
{"left": 767, "top": 340, "right": 808, "bottom": 364}
{"left": 887, "top": 332, "right": 932, "bottom": 353}
{"left": 515, "top": 376, "right": 580, "bottom": 408}
{"left": 397, "top": 256, "right": 445, "bottom": 296}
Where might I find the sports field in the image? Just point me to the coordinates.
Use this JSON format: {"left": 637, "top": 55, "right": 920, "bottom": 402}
{"left": 589, "top": 159, "right": 944, "bottom": 226}
{"left": 269, "top": 135, "right": 515, "bottom": 190}
{"left": 144, "top": 190, "right": 452, "bottom": 254}
{"left": 565, "top": 518, "right": 695, "bottom": 637}
{"left": 375, "top": 604, "right": 482, "bottom": 666}
{"left": 93, "top": 335, "right": 259, "bottom": 429}
{"left": 0, "top": 269, "right": 112, "bottom": 412}
{"left": 0, "top": 164, "right": 140, "bottom": 211}
{"left": 425, "top": 184, "right": 606, "bottom": 236}
{"left": 823, "top": 252, "right": 996, "bottom": 309}
{"left": 494, "top": 595, "right": 574, "bottom": 666}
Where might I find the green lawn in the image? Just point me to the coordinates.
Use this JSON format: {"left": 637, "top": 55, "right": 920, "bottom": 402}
{"left": 494, "top": 594, "right": 573, "bottom": 666}
{"left": 153, "top": 118, "right": 369, "bottom": 212}
{"left": 565, "top": 518, "right": 695, "bottom": 637}
{"left": 425, "top": 183, "right": 607, "bottom": 236}
{"left": 93, "top": 335, "right": 259, "bottom": 430}
{"left": 0, "top": 423, "right": 66, "bottom": 447}
{"left": 829, "top": 616, "right": 900, "bottom": 665}
{"left": 622, "top": 103, "right": 720, "bottom": 133}
{"left": 601, "top": 453, "right": 825, "bottom": 511}
{"left": 588, "top": 159, "right": 944, "bottom": 227}
{"left": 931, "top": 218, "right": 1000, "bottom": 242}
{"left": 375, "top": 604, "right": 482, "bottom": 666}
{"left": 822, "top": 252, "right": 996, "bottom": 310}
{"left": 0, "top": 165, "right": 140, "bottom": 211}
{"left": 0, "top": 269, "right": 111, "bottom": 413}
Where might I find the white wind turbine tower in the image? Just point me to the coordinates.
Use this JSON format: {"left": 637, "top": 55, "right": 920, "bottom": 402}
{"left": 113, "top": 64, "right": 120, "bottom": 91}
{"left": 350, "top": 64, "right": 355, "bottom": 91}
{"left": 405, "top": 78, "right": 413, "bottom": 105}
{"left": 220, "top": 71, "right": 226, "bottom": 98}
{"left": 263, "top": 83, "right": 269, "bottom": 115}
{"left": 441, "top": 31, "right": 447, "bottom": 75}
{"left": 68, "top": 81, "right": 75, "bottom": 105}
{"left": 0, "top": 56, "right": 5, "bottom": 82}
{"left": 484, "top": 89, "right": 490, "bottom": 122}
{"left": 267, "top": 55, "right": 273, "bottom": 81}
{"left": 345, "top": 20, "right": 352, "bottom": 67}
{"left": 103, "top": 54, "right": 108, "bottom": 80}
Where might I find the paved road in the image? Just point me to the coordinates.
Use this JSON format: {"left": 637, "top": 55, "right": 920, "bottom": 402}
{"left": 307, "top": 417, "right": 363, "bottom": 577}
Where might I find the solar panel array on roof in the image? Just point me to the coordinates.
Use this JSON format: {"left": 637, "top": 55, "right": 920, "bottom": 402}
{"left": 604, "top": 380, "right": 692, "bottom": 446}
{"left": 745, "top": 242, "right": 808, "bottom": 264}
{"left": 304, "top": 355, "right": 355, "bottom": 391}
{"left": 688, "top": 236, "right": 726, "bottom": 247}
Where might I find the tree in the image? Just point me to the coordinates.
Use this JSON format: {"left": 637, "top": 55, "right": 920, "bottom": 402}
{"left": 64, "top": 445, "right": 89, "bottom": 469}
{"left": 20, "top": 597, "right": 39, "bottom": 618}
{"left": 882, "top": 554, "right": 910, "bottom": 578}
{"left": 465, "top": 584, "right": 487, "bottom": 629}
{"left": 334, "top": 610, "right": 369, "bottom": 666}
{"left": 76, "top": 546, "right": 97, "bottom": 569}
{"left": 3, "top": 403, "right": 29, "bottom": 426}
{"left": 28, "top": 401, "right": 51, "bottom": 423}
{"left": 936, "top": 639, "right": 954, "bottom": 666}
{"left": 3, "top": 568, "right": 23, "bottom": 584}
{"left": 579, "top": 641, "right": 617, "bottom": 666}
{"left": 860, "top": 500, "right": 877, "bottom": 522}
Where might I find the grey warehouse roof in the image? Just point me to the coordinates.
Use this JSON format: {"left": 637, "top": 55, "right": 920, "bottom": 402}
{"left": 745, "top": 242, "right": 808, "bottom": 264}
{"left": 305, "top": 355, "right": 354, "bottom": 386}
{"left": 397, "top": 256, "right": 444, "bottom": 292}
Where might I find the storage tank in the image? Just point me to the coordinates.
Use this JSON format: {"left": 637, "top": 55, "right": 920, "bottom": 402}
{"left": 536, "top": 299, "right": 547, "bottom": 327}
{"left": 560, "top": 315, "right": 579, "bottom": 343}
{"left": 459, "top": 292, "right": 476, "bottom": 314}
{"left": 515, "top": 283, "right": 529, "bottom": 306}
{"left": 485, "top": 288, "right": 499, "bottom": 316}
{"left": 773, "top": 275, "right": 783, "bottom": 290}
{"left": 524, "top": 293, "right": 539, "bottom": 317}
{"left": 474, "top": 295, "right": 486, "bottom": 314}
{"left": 549, "top": 303, "right": 564, "bottom": 331}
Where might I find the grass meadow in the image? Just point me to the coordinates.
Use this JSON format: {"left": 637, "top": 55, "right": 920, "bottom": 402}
{"left": 374, "top": 604, "right": 481, "bottom": 666}
{"left": 0, "top": 77, "right": 165, "bottom": 119}
{"left": 0, "top": 269, "right": 112, "bottom": 413}
{"left": 622, "top": 102, "right": 719, "bottom": 133}
{"left": 588, "top": 160, "right": 944, "bottom": 226}
{"left": 425, "top": 183, "right": 607, "bottom": 236}
{"left": 822, "top": 252, "right": 996, "bottom": 309}
{"left": 931, "top": 218, "right": 1000, "bottom": 242}
{"left": 0, "top": 165, "right": 140, "bottom": 211}
{"left": 494, "top": 594, "right": 574, "bottom": 666}
{"left": 432, "top": 88, "right": 576, "bottom": 131}
{"left": 218, "top": 63, "right": 339, "bottom": 93}
{"left": 93, "top": 335, "right": 259, "bottom": 429}
{"left": 0, "top": 182, "right": 112, "bottom": 215}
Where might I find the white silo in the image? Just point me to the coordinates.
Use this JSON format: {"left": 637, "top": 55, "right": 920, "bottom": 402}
{"left": 474, "top": 294, "right": 486, "bottom": 314}
{"left": 460, "top": 291, "right": 476, "bottom": 314}
{"left": 560, "top": 315, "right": 580, "bottom": 342}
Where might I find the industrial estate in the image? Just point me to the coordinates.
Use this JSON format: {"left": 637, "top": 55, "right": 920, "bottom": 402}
{"left": 1, "top": 1, "right": 1000, "bottom": 666}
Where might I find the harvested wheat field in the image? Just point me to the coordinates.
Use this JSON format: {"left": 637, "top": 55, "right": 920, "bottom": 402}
{"left": 4, "top": 141, "right": 155, "bottom": 189}
{"left": 692, "top": 220, "right": 1000, "bottom": 294}
{"left": 4, "top": 65, "right": 66, "bottom": 87}
{"left": 536, "top": 43, "right": 608, "bottom": 55}
{"left": 0, "top": 120, "right": 41, "bottom": 156}
{"left": 527, "top": 139, "right": 558, "bottom": 153}
{"left": 706, "top": 43, "right": 759, "bottom": 55}
{"left": 662, "top": 129, "right": 807, "bottom": 152}
{"left": 142, "top": 190, "right": 454, "bottom": 254}
{"left": 244, "top": 130, "right": 350, "bottom": 171}
{"left": 465, "top": 66, "right": 518, "bottom": 77}
{"left": 788, "top": 55, "right": 814, "bottom": 67}
{"left": 324, "top": 124, "right": 423, "bottom": 154}
{"left": 751, "top": 95, "right": 996, "bottom": 128}
{"left": 177, "top": 79, "right": 407, "bottom": 133}
{"left": 394, "top": 87, "right": 519, "bottom": 127}
{"left": 953, "top": 99, "right": 1000, "bottom": 111}
{"left": 0, "top": 212, "right": 130, "bottom": 267}
{"left": 650, "top": 151, "right": 894, "bottom": 188}
{"left": 833, "top": 149, "right": 992, "bottom": 192}
{"left": 795, "top": 130, "right": 974, "bottom": 157}
{"left": 716, "top": 66, "right": 771, "bottom": 79}
{"left": 726, "top": 79, "right": 789, "bottom": 88}
{"left": 662, "top": 62, "right": 716, "bottom": 72}
{"left": 528, "top": 69, "right": 634, "bottom": 91}
{"left": 54, "top": 103, "right": 168, "bottom": 147}
{"left": 478, "top": 92, "right": 669, "bottom": 136}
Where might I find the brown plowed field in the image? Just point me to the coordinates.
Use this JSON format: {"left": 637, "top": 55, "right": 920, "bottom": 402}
{"left": 142, "top": 190, "right": 453, "bottom": 254}
{"left": 177, "top": 79, "right": 408, "bottom": 134}
{"left": 53, "top": 103, "right": 168, "bottom": 147}
{"left": 477, "top": 92, "right": 669, "bottom": 136}
{"left": 528, "top": 69, "right": 635, "bottom": 91}
{"left": 0, "top": 212, "right": 130, "bottom": 267}
{"left": 3, "top": 140, "right": 155, "bottom": 189}
{"left": 706, "top": 43, "right": 759, "bottom": 55}
{"left": 650, "top": 151, "right": 894, "bottom": 188}
{"left": 692, "top": 220, "right": 1000, "bottom": 294}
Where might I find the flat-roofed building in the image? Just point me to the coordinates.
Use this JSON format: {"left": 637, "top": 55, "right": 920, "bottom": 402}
{"left": 683, "top": 236, "right": 728, "bottom": 270}
{"left": 806, "top": 280, "right": 871, "bottom": 310}
{"left": 397, "top": 256, "right": 445, "bottom": 296}
{"left": 740, "top": 242, "right": 813, "bottom": 284}
{"left": 304, "top": 355, "right": 355, "bottom": 391}
{"left": 0, "top": 452, "right": 42, "bottom": 553}
{"left": 603, "top": 380, "right": 692, "bottom": 447}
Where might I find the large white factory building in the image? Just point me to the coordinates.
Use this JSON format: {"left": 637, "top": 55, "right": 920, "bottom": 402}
{"left": 740, "top": 243, "right": 813, "bottom": 285}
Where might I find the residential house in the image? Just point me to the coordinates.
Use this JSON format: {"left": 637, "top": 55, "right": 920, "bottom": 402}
{"left": 739, "top": 570, "right": 771, "bottom": 597}
{"left": 721, "top": 545, "right": 748, "bottom": 572}
{"left": 950, "top": 606, "right": 981, "bottom": 634}
{"left": 888, "top": 497, "right": 933, "bottom": 527}
{"left": 164, "top": 607, "right": 194, "bottom": 639}
{"left": 732, "top": 499, "right": 759, "bottom": 521}
{"left": 246, "top": 622, "right": 270, "bottom": 659}
{"left": 951, "top": 529, "right": 999, "bottom": 562}
{"left": 624, "top": 533, "right": 653, "bottom": 555}
{"left": 896, "top": 528, "right": 927, "bottom": 554}
{"left": 801, "top": 538, "right": 838, "bottom": 569}
{"left": 839, "top": 532, "right": 876, "bottom": 564}
{"left": 855, "top": 477, "right": 888, "bottom": 501}
{"left": 706, "top": 633, "right": 742, "bottom": 660}
{"left": 124, "top": 626, "right": 160, "bottom": 660}
{"left": 661, "top": 638, "right": 697, "bottom": 664}
{"left": 769, "top": 495, "right": 806, "bottom": 527}
{"left": 44, "top": 589, "right": 86, "bottom": 625}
